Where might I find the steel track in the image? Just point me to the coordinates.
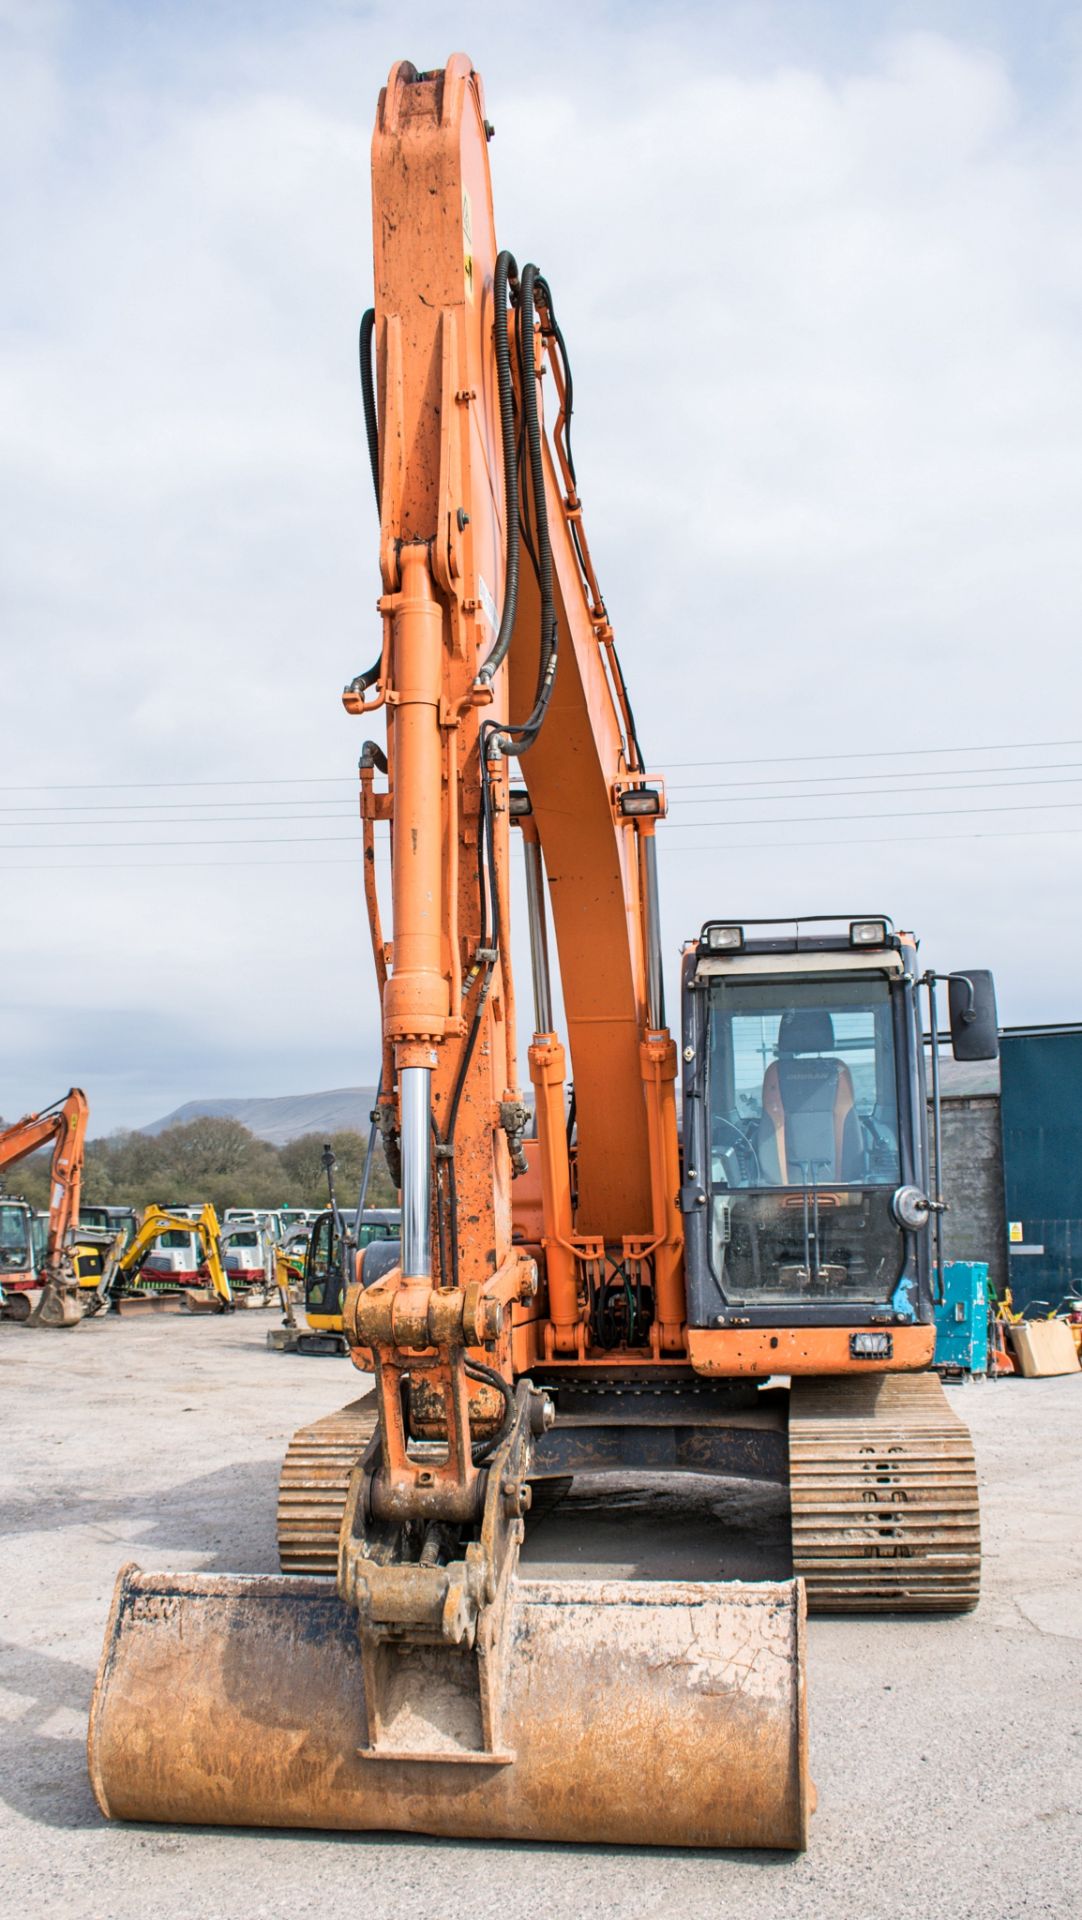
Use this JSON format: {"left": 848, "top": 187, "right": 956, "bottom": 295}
{"left": 277, "top": 1370, "right": 981, "bottom": 1612}
{"left": 789, "top": 1371, "right": 980, "bottom": 1613}
{"left": 277, "top": 1394, "right": 377, "bottom": 1575}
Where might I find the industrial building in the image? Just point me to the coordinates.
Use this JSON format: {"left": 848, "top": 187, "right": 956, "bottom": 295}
{"left": 936, "top": 1023, "right": 1082, "bottom": 1312}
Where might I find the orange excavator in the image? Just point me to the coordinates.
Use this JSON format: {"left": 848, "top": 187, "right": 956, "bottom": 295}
{"left": 0, "top": 1089, "right": 89, "bottom": 1325}
{"left": 88, "top": 57, "right": 998, "bottom": 1850}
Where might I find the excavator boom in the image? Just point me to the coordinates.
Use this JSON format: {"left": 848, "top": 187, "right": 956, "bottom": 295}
{"left": 0, "top": 1088, "right": 89, "bottom": 1325}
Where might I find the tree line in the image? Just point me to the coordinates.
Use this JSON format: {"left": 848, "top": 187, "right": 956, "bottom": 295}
{"left": 1, "top": 1115, "right": 396, "bottom": 1216}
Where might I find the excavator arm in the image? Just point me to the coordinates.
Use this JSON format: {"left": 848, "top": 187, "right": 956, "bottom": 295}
{"left": 350, "top": 56, "right": 679, "bottom": 1320}
{"left": 0, "top": 1088, "right": 89, "bottom": 1325}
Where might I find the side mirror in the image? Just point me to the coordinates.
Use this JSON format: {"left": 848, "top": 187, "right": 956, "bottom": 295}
{"left": 947, "top": 969, "right": 999, "bottom": 1061}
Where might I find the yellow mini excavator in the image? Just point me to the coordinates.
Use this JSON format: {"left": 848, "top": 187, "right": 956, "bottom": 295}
{"left": 92, "top": 1204, "right": 233, "bottom": 1315}
{"left": 88, "top": 56, "right": 999, "bottom": 1851}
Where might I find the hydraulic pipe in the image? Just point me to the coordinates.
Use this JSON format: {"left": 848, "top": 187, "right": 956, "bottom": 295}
{"left": 399, "top": 1066, "right": 432, "bottom": 1279}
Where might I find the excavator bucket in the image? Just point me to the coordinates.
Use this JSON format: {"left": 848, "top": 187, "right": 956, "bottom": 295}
{"left": 110, "top": 1286, "right": 226, "bottom": 1316}
{"left": 180, "top": 1287, "right": 228, "bottom": 1314}
{"left": 89, "top": 1564, "right": 810, "bottom": 1849}
{"left": 29, "top": 1284, "right": 84, "bottom": 1327}
{"left": 111, "top": 1289, "right": 188, "bottom": 1316}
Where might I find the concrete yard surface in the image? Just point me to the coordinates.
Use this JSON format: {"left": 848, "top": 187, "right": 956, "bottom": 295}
{"left": 2, "top": 1312, "right": 1080, "bottom": 1919}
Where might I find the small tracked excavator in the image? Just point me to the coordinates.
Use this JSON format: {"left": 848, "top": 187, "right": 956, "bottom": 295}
{"left": 89, "top": 56, "right": 999, "bottom": 1850}
{"left": 0, "top": 1089, "right": 90, "bottom": 1325}
{"left": 93, "top": 1204, "right": 233, "bottom": 1314}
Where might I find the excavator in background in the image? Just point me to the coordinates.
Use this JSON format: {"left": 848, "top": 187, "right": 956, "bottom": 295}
{"left": 89, "top": 57, "right": 1000, "bottom": 1851}
{"left": 269, "top": 1205, "right": 401, "bottom": 1356}
{"left": 0, "top": 1194, "right": 39, "bottom": 1312}
{"left": 0, "top": 1089, "right": 89, "bottom": 1325}
{"left": 220, "top": 1220, "right": 277, "bottom": 1302}
{"left": 93, "top": 1204, "right": 233, "bottom": 1314}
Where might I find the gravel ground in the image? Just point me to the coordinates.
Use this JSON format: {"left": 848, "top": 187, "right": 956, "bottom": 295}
{"left": 2, "top": 1310, "right": 1080, "bottom": 1919}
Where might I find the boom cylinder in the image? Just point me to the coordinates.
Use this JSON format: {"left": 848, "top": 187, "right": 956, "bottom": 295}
{"left": 384, "top": 546, "right": 449, "bottom": 1046}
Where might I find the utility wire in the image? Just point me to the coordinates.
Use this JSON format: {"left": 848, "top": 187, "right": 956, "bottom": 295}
{"left": 3, "top": 819, "right": 1082, "bottom": 873}
{"left": 0, "top": 796, "right": 363, "bottom": 814}
{"left": 0, "top": 834, "right": 365, "bottom": 851}
{"left": 7, "top": 795, "right": 1082, "bottom": 851}
{"left": 4, "top": 736, "right": 1082, "bottom": 794}
{"left": 667, "top": 773, "right": 1082, "bottom": 806}
{"left": 665, "top": 823, "right": 1082, "bottom": 854}
{"left": 663, "top": 798, "right": 1082, "bottom": 829}
{"left": 3, "top": 812, "right": 359, "bottom": 828}
{"left": 0, "top": 775, "right": 358, "bottom": 792}
{"left": 7, "top": 760, "right": 1082, "bottom": 815}
{"left": 659, "top": 737, "right": 1082, "bottom": 769}
{"left": 666, "top": 760, "right": 1082, "bottom": 793}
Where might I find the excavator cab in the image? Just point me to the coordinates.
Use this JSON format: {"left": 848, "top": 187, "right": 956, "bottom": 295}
{"left": 682, "top": 916, "right": 997, "bottom": 1332}
{"left": 0, "top": 1197, "right": 36, "bottom": 1318}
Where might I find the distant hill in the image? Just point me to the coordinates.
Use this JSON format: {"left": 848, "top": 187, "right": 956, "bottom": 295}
{"left": 143, "top": 1087, "right": 377, "bottom": 1147}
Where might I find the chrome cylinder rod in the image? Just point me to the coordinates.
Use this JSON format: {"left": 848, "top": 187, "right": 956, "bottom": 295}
{"left": 642, "top": 833, "right": 665, "bottom": 1031}
{"left": 523, "top": 837, "right": 554, "bottom": 1035}
{"left": 399, "top": 1066, "right": 432, "bottom": 1278}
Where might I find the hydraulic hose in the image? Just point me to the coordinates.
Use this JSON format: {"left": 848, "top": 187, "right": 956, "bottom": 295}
{"left": 476, "top": 251, "right": 521, "bottom": 687}
{"left": 466, "top": 1355, "right": 516, "bottom": 1463}
{"left": 358, "top": 309, "right": 380, "bottom": 504}
{"left": 496, "top": 264, "right": 558, "bottom": 755}
{"left": 353, "top": 308, "right": 383, "bottom": 691}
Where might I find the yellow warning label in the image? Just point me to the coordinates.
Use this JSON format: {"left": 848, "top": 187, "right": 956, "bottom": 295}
{"left": 463, "top": 188, "right": 474, "bottom": 299}
{"left": 1009, "top": 1221, "right": 1023, "bottom": 1242}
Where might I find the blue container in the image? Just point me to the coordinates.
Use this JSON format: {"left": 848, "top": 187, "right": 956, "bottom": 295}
{"left": 1000, "top": 1027, "right": 1082, "bottom": 1312}
{"left": 934, "top": 1261, "right": 989, "bottom": 1374}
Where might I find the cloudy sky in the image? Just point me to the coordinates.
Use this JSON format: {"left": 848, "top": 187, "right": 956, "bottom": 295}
{"left": 3, "top": 0, "right": 1081, "bottom": 1134}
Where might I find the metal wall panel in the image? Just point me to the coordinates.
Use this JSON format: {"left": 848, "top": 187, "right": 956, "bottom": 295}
{"left": 999, "top": 1028, "right": 1082, "bottom": 1311}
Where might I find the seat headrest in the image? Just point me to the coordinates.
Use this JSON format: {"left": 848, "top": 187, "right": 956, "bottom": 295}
{"left": 777, "top": 1008, "right": 835, "bottom": 1055}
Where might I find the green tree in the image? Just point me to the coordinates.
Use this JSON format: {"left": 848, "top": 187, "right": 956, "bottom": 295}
{"left": 2, "top": 1114, "right": 397, "bottom": 1222}
{"left": 279, "top": 1129, "right": 396, "bottom": 1209}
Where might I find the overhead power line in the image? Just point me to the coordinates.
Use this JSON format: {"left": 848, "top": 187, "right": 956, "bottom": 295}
{"left": 0, "top": 834, "right": 365, "bottom": 851}
{"left": 3, "top": 812, "right": 358, "bottom": 829}
{"left": 666, "top": 761, "right": 1082, "bottom": 794}
{"left": 668, "top": 773, "right": 1082, "bottom": 806}
{"left": 659, "top": 737, "right": 1082, "bottom": 769}
{"left": 6, "top": 761, "right": 1082, "bottom": 816}
{"left": 3, "top": 819, "right": 1082, "bottom": 873}
{"left": 665, "top": 823, "right": 1082, "bottom": 854}
{"left": 4, "top": 736, "right": 1082, "bottom": 795}
{"left": 9, "top": 793, "right": 1082, "bottom": 852}
{"left": 665, "top": 798, "right": 1082, "bottom": 830}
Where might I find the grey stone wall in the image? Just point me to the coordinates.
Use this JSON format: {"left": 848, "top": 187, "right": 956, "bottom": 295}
{"left": 934, "top": 1095, "right": 1007, "bottom": 1298}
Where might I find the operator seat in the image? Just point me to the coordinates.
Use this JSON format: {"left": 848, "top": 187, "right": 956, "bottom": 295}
{"left": 756, "top": 1009, "right": 865, "bottom": 1185}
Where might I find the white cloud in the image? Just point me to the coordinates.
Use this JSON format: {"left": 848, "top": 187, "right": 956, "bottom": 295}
{"left": 2, "top": 2, "right": 1081, "bottom": 1128}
